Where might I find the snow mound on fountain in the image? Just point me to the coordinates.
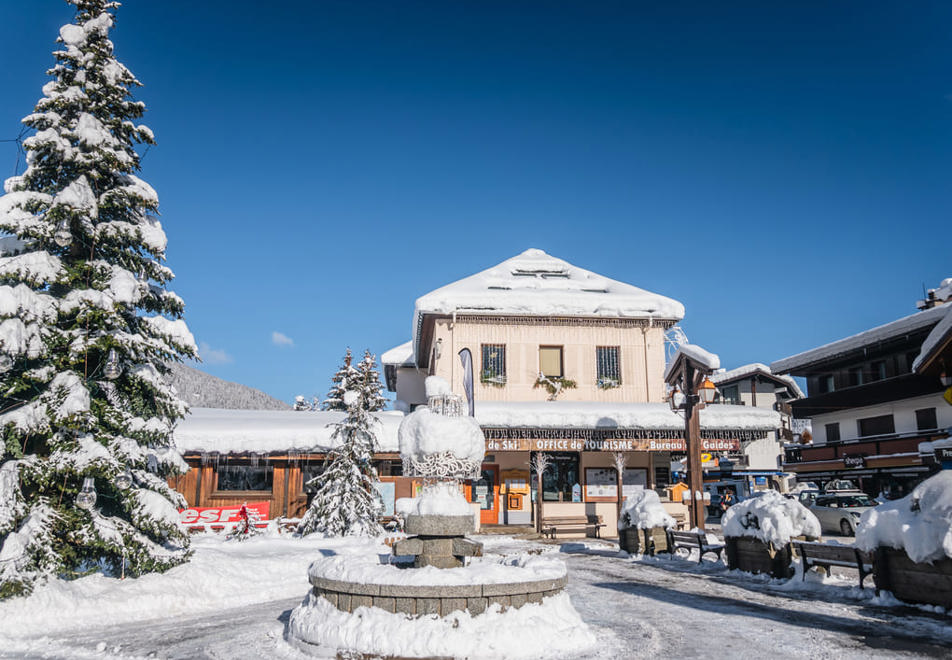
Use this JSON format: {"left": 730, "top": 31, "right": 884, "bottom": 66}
{"left": 399, "top": 406, "right": 485, "bottom": 462}
{"left": 309, "top": 550, "right": 566, "bottom": 586}
{"left": 288, "top": 591, "right": 595, "bottom": 659}
{"left": 618, "top": 489, "right": 676, "bottom": 530}
{"left": 722, "top": 490, "right": 820, "bottom": 546}
{"left": 396, "top": 481, "right": 474, "bottom": 517}
{"left": 857, "top": 471, "right": 952, "bottom": 563}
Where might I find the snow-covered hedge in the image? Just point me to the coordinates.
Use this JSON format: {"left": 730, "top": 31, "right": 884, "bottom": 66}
{"left": 721, "top": 490, "right": 820, "bottom": 547}
{"left": 856, "top": 471, "right": 952, "bottom": 563}
{"left": 617, "top": 489, "right": 675, "bottom": 530}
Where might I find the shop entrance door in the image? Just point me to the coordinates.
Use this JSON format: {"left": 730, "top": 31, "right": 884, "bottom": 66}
{"left": 471, "top": 465, "right": 499, "bottom": 525}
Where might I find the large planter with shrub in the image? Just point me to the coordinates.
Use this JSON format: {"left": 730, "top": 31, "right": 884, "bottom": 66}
{"left": 725, "top": 536, "right": 794, "bottom": 579}
{"left": 857, "top": 472, "right": 952, "bottom": 609}
{"left": 617, "top": 490, "right": 675, "bottom": 555}
{"left": 721, "top": 490, "right": 821, "bottom": 579}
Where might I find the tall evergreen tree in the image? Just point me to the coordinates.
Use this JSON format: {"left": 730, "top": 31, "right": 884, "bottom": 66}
{"left": 356, "top": 349, "right": 387, "bottom": 412}
{"left": 320, "top": 348, "right": 358, "bottom": 411}
{"left": 0, "top": 1, "right": 195, "bottom": 598}
{"left": 297, "top": 390, "right": 383, "bottom": 537}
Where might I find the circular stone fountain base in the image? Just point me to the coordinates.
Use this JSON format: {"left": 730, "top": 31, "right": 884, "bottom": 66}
{"left": 309, "top": 573, "right": 567, "bottom": 617}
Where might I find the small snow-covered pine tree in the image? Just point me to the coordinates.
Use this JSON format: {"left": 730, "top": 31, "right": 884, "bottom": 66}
{"left": 297, "top": 390, "right": 383, "bottom": 537}
{"left": 0, "top": 0, "right": 195, "bottom": 598}
{"left": 293, "top": 395, "right": 316, "bottom": 411}
{"left": 356, "top": 350, "right": 387, "bottom": 412}
{"left": 320, "top": 348, "right": 358, "bottom": 411}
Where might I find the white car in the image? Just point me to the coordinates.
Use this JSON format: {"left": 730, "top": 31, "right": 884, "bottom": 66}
{"left": 809, "top": 493, "right": 875, "bottom": 536}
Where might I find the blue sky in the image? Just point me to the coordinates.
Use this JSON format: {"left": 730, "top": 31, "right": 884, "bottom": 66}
{"left": 1, "top": 1, "right": 950, "bottom": 404}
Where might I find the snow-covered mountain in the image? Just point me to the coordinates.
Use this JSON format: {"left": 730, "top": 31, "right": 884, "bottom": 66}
{"left": 167, "top": 362, "right": 290, "bottom": 411}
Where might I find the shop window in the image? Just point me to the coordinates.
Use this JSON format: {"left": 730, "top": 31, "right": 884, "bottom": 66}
{"left": 721, "top": 385, "right": 740, "bottom": 405}
{"left": 481, "top": 344, "right": 507, "bottom": 384}
{"left": 531, "top": 452, "right": 579, "bottom": 502}
{"left": 596, "top": 346, "right": 621, "bottom": 387}
{"left": 825, "top": 423, "right": 840, "bottom": 443}
{"left": 539, "top": 346, "right": 563, "bottom": 378}
{"left": 216, "top": 465, "right": 273, "bottom": 491}
{"left": 857, "top": 414, "right": 895, "bottom": 438}
{"left": 916, "top": 408, "right": 938, "bottom": 432}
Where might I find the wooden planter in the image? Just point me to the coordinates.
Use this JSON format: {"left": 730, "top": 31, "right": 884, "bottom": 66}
{"left": 873, "top": 547, "right": 952, "bottom": 609}
{"left": 619, "top": 526, "right": 669, "bottom": 555}
{"left": 725, "top": 536, "right": 794, "bottom": 579}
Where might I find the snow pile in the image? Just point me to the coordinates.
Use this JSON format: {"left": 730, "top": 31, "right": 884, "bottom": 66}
{"left": 289, "top": 591, "right": 596, "bottom": 660}
{"left": 722, "top": 490, "right": 820, "bottom": 546}
{"left": 618, "top": 489, "right": 676, "bottom": 530}
{"left": 396, "top": 481, "right": 474, "bottom": 517}
{"left": 856, "top": 471, "right": 952, "bottom": 563}
{"left": 425, "top": 375, "right": 452, "bottom": 397}
{"left": 0, "top": 533, "right": 374, "bottom": 637}
{"left": 398, "top": 406, "right": 485, "bottom": 463}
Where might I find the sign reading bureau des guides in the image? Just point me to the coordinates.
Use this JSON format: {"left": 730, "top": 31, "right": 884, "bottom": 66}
{"left": 485, "top": 437, "right": 740, "bottom": 452}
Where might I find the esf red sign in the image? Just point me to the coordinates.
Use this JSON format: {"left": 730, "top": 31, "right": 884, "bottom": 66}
{"left": 179, "top": 502, "right": 270, "bottom": 525}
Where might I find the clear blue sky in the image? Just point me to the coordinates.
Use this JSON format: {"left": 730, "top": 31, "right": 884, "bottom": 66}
{"left": 1, "top": 1, "right": 950, "bottom": 404}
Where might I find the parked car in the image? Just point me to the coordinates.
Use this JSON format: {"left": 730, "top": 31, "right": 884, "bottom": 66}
{"left": 809, "top": 493, "right": 876, "bottom": 536}
{"left": 786, "top": 489, "right": 821, "bottom": 507}
{"left": 823, "top": 479, "right": 861, "bottom": 494}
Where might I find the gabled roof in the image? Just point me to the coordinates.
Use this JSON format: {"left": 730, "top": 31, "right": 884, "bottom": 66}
{"left": 711, "top": 363, "right": 804, "bottom": 398}
{"left": 412, "top": 248, "right": 684, "bottom": 354}
{"left": 771, "top": 304, "right": 948, "bottom": 374}
{"left": 914, "top": 304, "right": 952, "bottom": 375}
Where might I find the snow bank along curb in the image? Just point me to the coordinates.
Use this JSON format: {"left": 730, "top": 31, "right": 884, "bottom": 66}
{"left": 721, "top": 490, "right": 820, "bottom": 547}
{"left": 288, "top": 590, "right": 596, "bottom": 660}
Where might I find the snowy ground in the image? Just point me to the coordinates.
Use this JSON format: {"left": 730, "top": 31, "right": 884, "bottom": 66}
{"left": 1, "top": 531, "right": 951, "bottom": 659}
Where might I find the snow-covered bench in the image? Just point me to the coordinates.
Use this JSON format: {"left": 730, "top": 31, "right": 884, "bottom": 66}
{"left": 667, "top": 530, "right": 724, "bottom": 563}
{"left": 793, "top": 541, "right": 874, "bottom": 589}
{"left": 541, "top": 515, "right": 605, "bottom": 539}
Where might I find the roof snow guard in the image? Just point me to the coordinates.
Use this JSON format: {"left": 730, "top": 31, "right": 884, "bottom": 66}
{"left": 412, "top": 248, "right": 685, "bottom": 353}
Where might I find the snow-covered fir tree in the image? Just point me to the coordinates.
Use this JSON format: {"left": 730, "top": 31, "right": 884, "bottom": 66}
{"left": 292, "top": 395, "right": 316, "bottom": 411}
{"left": 0, "top": 0, "right": 195, "bottom": 598}
{"left": 297, "top": 390, "right": 383, "bottom": 537}
{"left": 356, "top": 350, "right": 387, "bottom": 412}
{"left": 320, "top": 348, "right": 358, "bottom": 411}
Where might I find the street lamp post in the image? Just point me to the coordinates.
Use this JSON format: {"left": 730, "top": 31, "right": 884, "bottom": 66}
{"left": 665, "top": 348, "right": 719, "bottom": 531}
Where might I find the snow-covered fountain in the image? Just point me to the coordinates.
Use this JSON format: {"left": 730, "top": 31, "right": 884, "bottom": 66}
{"left": 287, "top": 377, "right": 595, "bottom": 658}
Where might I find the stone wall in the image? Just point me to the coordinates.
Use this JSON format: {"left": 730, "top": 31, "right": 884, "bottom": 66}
{"left": 310, "top": 574, "right": 567, "bottom": 617}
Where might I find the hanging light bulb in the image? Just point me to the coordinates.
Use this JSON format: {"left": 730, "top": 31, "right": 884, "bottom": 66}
{"left": 75, "top": 477, "right": 97, "bottom": 510}
{"left": 53, "top": 217, "right": 72, "bottom": 247}
{"left": 114, "top": 468, "right": 133, "bottom": 491}
{"left": 103, "top": 349, "right": 121, "bottom": 380}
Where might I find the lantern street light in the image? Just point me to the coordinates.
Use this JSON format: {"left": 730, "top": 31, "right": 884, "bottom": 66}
{"left": 664, "top": 345, "right": 720, "bottom": 531}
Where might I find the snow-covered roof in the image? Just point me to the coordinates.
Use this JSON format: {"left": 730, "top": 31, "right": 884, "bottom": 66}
{"left": 381, "top": 340, "right": 415, "bottom": 367}
{"left": 412, "top": 248, "right": 684, "bottom": 352}
{"left": 663, "top": 343, "right": 720, "bottom": 382}
{"left": 711, "top": 363, "right": 804, "bottom": 398}
{"left": 474, "top": 401, "right": 779, "bottom": 432}
{"left": 771, "top": 304, "right": 949, "bottom": 374}
{"left": 173, "top": 408, "right": 404, "bottom": 454}
{"left": 913, "top": 304, "right": 952, "bottom": 373}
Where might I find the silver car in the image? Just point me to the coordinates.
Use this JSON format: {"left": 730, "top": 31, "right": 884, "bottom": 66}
{"left": 809, "top": 493, "right": 875, "bottom": 536}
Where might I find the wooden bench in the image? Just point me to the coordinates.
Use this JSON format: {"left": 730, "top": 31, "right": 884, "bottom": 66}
{"left": 667, "top": 530, "right": 725, "bottom": 563}
{"left": 541, "top": 515, "right": 605, "bottom": 539}
{"left": 793, "top": 541, "right": 874, "bottom": 589}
